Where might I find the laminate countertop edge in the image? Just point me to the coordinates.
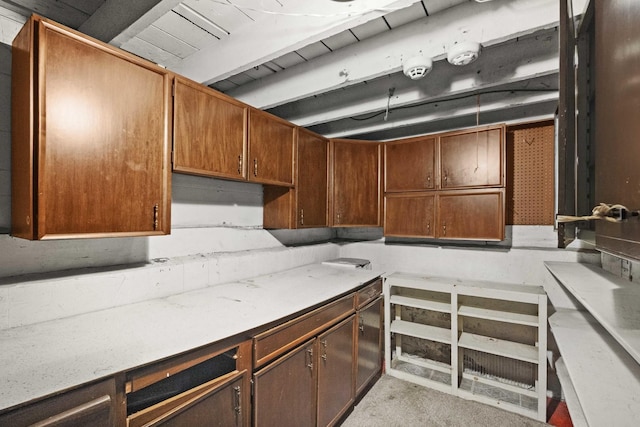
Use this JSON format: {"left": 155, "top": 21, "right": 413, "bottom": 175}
{"left": 0, "top": 263, "right": 383, "bottom": 412}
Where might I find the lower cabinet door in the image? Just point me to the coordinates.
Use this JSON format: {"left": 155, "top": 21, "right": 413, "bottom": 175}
{"left": 317, "top": 316, "right": 356, "bottom": 427}
{"left": 356, "top": 297, "right": 383, "bottom": 396}
{"left": 253, "top": 339, "right": 316, "bottom": 427}
{"left": 128, "top": 370, "right": 246, "bottom": 427}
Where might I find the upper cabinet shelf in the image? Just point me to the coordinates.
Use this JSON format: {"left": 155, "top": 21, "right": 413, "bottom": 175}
{"left": 11, "top": 16, "right": 172, "bottom": 240}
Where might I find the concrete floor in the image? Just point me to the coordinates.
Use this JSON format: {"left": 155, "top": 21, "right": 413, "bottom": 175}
{"left": 342, "top": 375, "right": 549, "bottom": 427}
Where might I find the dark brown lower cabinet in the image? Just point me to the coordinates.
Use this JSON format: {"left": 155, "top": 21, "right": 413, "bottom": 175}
{"left": 127, "top": 371, "right": 246, "bottom": 427}
{"left": 253, "top": 339, "right": 317, "bottom": 427}
{"left": 0, "top": 378, "right": 118, "bottom": 427}
{"left": 126, "top": 342, "right": 251, "bottom": 427}
{"left": 356, "top": 297, "right": 383, "bottom": 397}
{"left": 317, "top": 316, "right": 356, "bottom": 427}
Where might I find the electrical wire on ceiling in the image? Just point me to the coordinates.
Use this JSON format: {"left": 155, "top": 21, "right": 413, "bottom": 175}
{"left": 348, "top": 88, "right": 558, "bottom": 121}
{"left": 212, "top": 0, "right": 412, "bottom": 18}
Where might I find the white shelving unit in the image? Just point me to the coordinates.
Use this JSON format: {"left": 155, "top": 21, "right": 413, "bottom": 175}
{"left": 545, "top": 262, "right": 640, "bottom": 427}
{"left": 384, "top": 272, "right": 547, "bottom": 422}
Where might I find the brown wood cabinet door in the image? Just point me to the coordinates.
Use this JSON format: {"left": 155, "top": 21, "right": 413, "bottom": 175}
{"left": 134, "top": 372, "right": 246, "bottom": 427}
{"left": 297, "top": 128, "right": 329, "bottom": 227}
{"left": 385, "top": 136, "right": 436, "bottom": 192}
{"left": 263, "top": 128, "right": 328, "bottom": 229}
{"left": 317, "top": 316, "right": 355, "bottom": 427}
{"left": 356, "top": 297, "right": 383, "bottom": 397}
{"left": 384, "top": 193, "right": 436, "bottom": 238}
{"left": 0, "top": 378, "right": 117, "bottom": 427}
{"left": 248, "top": 109, "right": 295, "bottom": 186}
{"left": 437, "top": 190, "right": 505, "bottom": 240}
{"left": 331, "top": 139, "right": 381, "bottom": 226}
{"left": 253, "top": 340, "right": 316, "bottom": 427}
{"left": 173, "top": 77, "right": 247, "bottom": 180}
{"left": 22, "top": 19, "right": 172, "bottom": 239}
{"left": 440, "top": 127, "right": 504, "bottom": 190}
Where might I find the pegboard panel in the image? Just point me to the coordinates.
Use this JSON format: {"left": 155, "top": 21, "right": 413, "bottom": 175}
{"left": 506, "top": 122, "right": 555, "bottom": 225}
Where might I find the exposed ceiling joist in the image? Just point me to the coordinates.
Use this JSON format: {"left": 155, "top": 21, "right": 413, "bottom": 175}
{"left": 78, "top": 0, "right": 163, "bottom": 42}
{"left": 170, "top": 0, "right": 424, "bottom": 85}
{"left": 227, "top": 0, "right": 565, "bottom": 109}
{"left": 270, "top": 28, "right": 559, "bottom": 127}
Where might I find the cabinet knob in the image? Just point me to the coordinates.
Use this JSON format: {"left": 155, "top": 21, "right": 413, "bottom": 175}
{"left": 426, "top": 221, "right": 431, "bottom": 234}
{"left": 442, "top": 222, "right": 446, "bottom": 236}
{"left": 426, "top": 173, "right": 431, "bottom": 187}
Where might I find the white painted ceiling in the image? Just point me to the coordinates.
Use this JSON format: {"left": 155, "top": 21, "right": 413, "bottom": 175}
{"left": 0, "top": 0, "right": 589, "bottom": 140}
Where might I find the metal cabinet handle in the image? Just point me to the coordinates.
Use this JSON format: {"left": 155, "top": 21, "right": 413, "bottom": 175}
{"left": 238, "top": 155, "right": 243, "bottom": 175}
{"left": 253, "top": 158, "right": 258, "bottom": 176}
{"left": 321, "top": 340, "right": 327, "bottom": 361}
{"left": 426, "top": 173, "right": 431, "bottom": 187}
{"left": 233, "top": 385, "right": 241, "bottom": 424}
{"left": 153, "top": 204, "right": 159, "bottom": 230}
{"left": 300, "top": 208, "right": 304, "bottom": 226}
{"left": 359, "top": 317, "right": 365, "bottom": 333}
{"left": 306, "top": 348, "right": 313, "bottom": 370}
{"left": 336, "top": 212, "right": 341, "bottom": 225}
{"left": 442, "top": 222, "right": 447, "bottom": 236}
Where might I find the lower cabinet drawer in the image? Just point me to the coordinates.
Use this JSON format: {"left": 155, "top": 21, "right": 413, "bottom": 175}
{"left": 0, "top": 378, "right": 117, "bottom": 427}
{"left": 127, "top": 370, "right": 246, "bottom": 427}
{"left": 356, "top": 279, "right": 382, "bottom": 308}
{"left": 253, "top": 293, "right": 355, "bottom": 368}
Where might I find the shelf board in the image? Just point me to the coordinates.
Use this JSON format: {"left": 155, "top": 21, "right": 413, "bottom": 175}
{"left": 390, "top": 295, "right": 451, "bottom": 313}
{"left": 549, "top": 308, "right": 640, "bottom": 427}
{"left": 458, "top": 332, "right": 538, "bottom": 364}
{"left": 390, "top": 320, "right": 451, "bottom": 344}
{"left": 458, "top": 305, "right": 538, "bottom": 327}
{"left": 545, "top": 261, "right": 640, "bottom": 365}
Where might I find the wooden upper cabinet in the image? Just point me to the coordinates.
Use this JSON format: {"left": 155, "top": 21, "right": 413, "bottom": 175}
{"left": 248, "top": 109, "right": 295, "bottom": 186}
{"left": 438, "top": 189, "right": 505, "bottom": 241}
{"left": 384, "top": 193, "right": 436, "bottom": 238}
{"left": 385, "top": 136, "right": 436, "bottom": 192}
{"left": 173, "top": 77, "right": 247, "bottom": 180}
{"left": 263, "top": 128, "right": 328, "bottom": 229}
{"left": 440, "top": 126, "right": 505, "bottom": 189}
{"left": 11, "top": 16, "right": 171, "bottom": 239}
{"left": 330, "top": 139, "right": 382, "bottom": 227}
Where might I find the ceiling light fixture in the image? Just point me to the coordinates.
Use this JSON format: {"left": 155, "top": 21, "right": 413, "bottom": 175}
{"left": 403, "top": 55, "right": 433, "bottom": 80}
{"left": 447, "top": 41, "right": 482, "bottom": 66}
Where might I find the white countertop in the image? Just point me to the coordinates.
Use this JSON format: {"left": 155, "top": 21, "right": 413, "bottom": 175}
{"left": 0, "top": 263, "right": 382, "bottom": 412}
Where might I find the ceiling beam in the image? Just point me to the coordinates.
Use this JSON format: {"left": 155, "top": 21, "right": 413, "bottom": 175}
{"left": 228, "top": 0, "right": 581, "bottom": 109}
{"left": 170, "top": 0, "right": 423, "bottom": 85}
{"left": 109, "top": 0, "right": 183, "bottom": 46}
{"left": 270, "top": 28, "right": 559, "bottom": 127}
{"left": 78, "top": 0, "right": 164, "bottom": 43}
{"left": 347, "top": 100, "right": 558, "bottom": 141}
{"left": 311, "top": 78, "right": 558, "bottom": 138}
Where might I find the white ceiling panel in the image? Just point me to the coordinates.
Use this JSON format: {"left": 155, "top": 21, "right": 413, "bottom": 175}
{"left": 173, "top": 3, "right": 228, "bottom": 39}
{"left": 210, "top": 80, "right": 238, "bottom": 92}
{"left": 384, "top": 1, "right": 427, "bottom": 28}
{"left": 422, "top": 0, "right": 467, "bottom": 15}
{"left": 271, "top": 51, "right": 305, "bottom": 69}
{"left": 350, "top": 18, "right": 389, "bottom": 41}
{"left": 322, "top": 31, "right": 358, "bottom": 51}
{"left": 154, "top": 10, "right": 218, "bottom": 49}
{"left": 243, "top": 65, "right": 276, "bottom": 80}
{"left": 182, "top": 0, "right": 253, "bottom": 34}
{"left": 296, "top": 42, "right": 331, "bottom": 61}
{"left": 120, "top": 36, "right": 181, "bottom": 67}
{"left": 226, "top": 72, "right": 255, "bottom": 86}
{"left": 137, "top": 25, "right": 197, "bottom": 58}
